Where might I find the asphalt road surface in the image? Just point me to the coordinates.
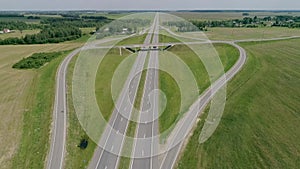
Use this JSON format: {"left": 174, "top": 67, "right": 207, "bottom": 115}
{"left": 88, "top": 14, "right": 158, "bottom": 169}
{"left": 130, "top": 13, "right": 160, "bottom": 169}
{"left": 46, "top": 48, "right": 81, "bottom": 169}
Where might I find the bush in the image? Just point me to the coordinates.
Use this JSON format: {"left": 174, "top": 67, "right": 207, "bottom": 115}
{"left": 78, "top": 135, "right": 89, "bottom": 149}
{"left": 12, "top": 51, "right": 64, "bottom": 69}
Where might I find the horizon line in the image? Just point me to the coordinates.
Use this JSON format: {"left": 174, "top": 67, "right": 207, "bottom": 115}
{"left": 1, "top": 9, "right": 300, "bottom": 12}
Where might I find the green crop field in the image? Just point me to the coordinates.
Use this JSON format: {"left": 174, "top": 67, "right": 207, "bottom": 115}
{"left": 176, "top": 39, "right": 300, "bottom": 169}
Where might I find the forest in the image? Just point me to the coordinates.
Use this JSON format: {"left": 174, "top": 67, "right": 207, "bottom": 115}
{"left": 0, "top": 15, "right": 112, "bottom": 45}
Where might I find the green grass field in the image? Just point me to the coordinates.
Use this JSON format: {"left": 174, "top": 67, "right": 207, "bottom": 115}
{"left": 176, "top": 39, "right": 300, "bottom": 169}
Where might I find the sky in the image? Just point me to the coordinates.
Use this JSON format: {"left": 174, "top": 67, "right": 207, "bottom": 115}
{"left": 1, "top": 0, "right": 300, "bottom": 10}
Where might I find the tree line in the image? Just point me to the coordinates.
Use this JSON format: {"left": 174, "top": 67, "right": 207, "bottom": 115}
{"left": 0, "top": 23, "right": 82, "bottom": 45}
{"left": 0, "top": 21, "right": 42, "bottom": 31}
{"left": 12, "top": 51, "right": 64, "bottom": 69}
{"left": 163, "top": 17, "right": 264, "bottom": 32}
{"left": 0, "top": 14, "right": 24, "bottom": 17}
{"left": 41, "top": 17, "right": 112, "bottom": 28}
{"left": 165, "top": 15, "right": 300, "bottom": 32}
{"left": 0, "top": 15, "right": 112, "bottom": 45}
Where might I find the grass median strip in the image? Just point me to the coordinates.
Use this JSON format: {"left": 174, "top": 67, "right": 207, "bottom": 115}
{"left": 95, "top": 34, "right": 148, "bottom": 122}
{"left": 159, "top": 70, "right": 181, "bottom": 135}
{"left": 95, "top": 48, "right": 132, "bottom": 121}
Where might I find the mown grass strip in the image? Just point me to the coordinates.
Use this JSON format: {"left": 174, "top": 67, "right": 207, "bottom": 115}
{"left": 158, "top": 70, "right": 181, "bottom": 134}
{"left": 95, "top": 34, "right": 149, "bottom": 122}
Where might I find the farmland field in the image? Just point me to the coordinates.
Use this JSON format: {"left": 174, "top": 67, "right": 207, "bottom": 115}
{"left": 176, "top": 39, "right": 300, "bottom": 169}
{"left": 0, "top": 43, "right": 82, "bottom": 169}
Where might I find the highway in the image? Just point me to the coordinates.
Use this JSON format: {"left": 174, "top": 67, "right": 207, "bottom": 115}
{"left": 130, "top": 13, "right": 160, "bottom": 169}
{"left": 88, "top": 14, "right": 158, "bottom": 169}
{"left": 47, "top": 12, "right": 300, "bottom": 169}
